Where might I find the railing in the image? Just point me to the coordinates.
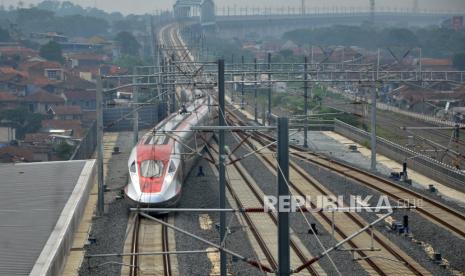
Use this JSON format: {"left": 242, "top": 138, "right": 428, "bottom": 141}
{"left": 328, "top": 87, "right": 465, "bottom": 128}
{"left": 334, "top": 119, "right": 465, "bottom": 192}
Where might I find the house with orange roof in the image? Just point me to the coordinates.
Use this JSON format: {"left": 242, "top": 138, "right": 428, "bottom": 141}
{"left": 48, "top": 105, "right": 82, "bottom": 120}
{"left": 23, "top": 90, "right": 65, "bottom": 113}
{"left": 0, "top": 66, "right": 29, "bottom": 96}
{"left": 0, "top": 92, "right": 20, "bottom": 109}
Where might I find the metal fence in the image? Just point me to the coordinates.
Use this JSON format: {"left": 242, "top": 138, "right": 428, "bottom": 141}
{"left": 70, "top": 104, "right": 167, "bottom": 160}
{"left": 334, "top": 119, "right": 465, "bottom": 192}
{"left": 103, "top": 104, "right": 167, "bottom": 132}
{"left": 70, "top": 121, "right": 97, "bottom": 160}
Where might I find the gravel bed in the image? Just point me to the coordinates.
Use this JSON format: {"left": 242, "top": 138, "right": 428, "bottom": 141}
{"left": 226, "top": 133, "right": 369, "bottom": 276}
{"left": 175, "top": 158, "right": 263, "bottom": 275}
{"left": 80, "top": 131, "right": 134, "bottom": 276}
{"left": 295, "top": 157, "right": 465, "bottom": 275}
{"left": 325, "top": 152, "right": 465, "bottom": 213}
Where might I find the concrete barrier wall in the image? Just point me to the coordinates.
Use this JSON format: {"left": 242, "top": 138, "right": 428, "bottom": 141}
{"left": 30, "top": 160, "right": 96, "bottom": 276}
{"left": 334, "top": 119, "right": 465, "bottom": 192}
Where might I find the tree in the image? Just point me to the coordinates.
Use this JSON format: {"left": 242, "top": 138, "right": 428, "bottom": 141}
{"left": 115, "top": 31, "right": 140, "bottom": 56}
{"left": 39, "top": 41, "right": 64, "bottom": 63}
{"left": 453, "top": 53, "right": 465, "bottom": 70}
{"left": 0, "top": 27, "right": 10, "bottom": 42}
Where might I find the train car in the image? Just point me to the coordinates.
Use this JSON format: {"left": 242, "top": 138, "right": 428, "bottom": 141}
{"left": 125, "top": 96, "right": 214, "bottom": 207}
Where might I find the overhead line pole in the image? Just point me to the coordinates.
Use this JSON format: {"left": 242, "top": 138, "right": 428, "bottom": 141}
{"left": 133, "top": 68, "right": 139, "bottom": 145}
{"left": 304, "top": 56, "right": 309, "bottom": 148}
{"left": 254, "top": 58, "right": 258, "bottom": 123}
{"left": 96, "top": 76, "right": 104, "bottom": 216}
{"left": 241, "top": 55, "right": 245, "bottom": 109}
{"left": 268, "top": 52, "right": 272, "bottom": 125}
{"left": 218, "top": 59, "right": 227, "bottom": 276}
{"left": 277, "top": 117, "right": 290, "bottom": 276}
{"left": 370, "top": 48, "right": 380, "bottom": 171}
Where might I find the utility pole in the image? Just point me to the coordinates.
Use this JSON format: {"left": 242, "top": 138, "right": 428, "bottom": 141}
{"left": 218, "top": 59, "right": 227, "bottom": 276}
{"left": 96, "top": 76, "right": 104, "bottom": 216}
{"left": 277, "top": 117, "right": 290, "bottom": 276}
{"left": 241, "top": 55, "right": 245, "bottom": 109}
{"left": 267, "top": 52, "right": 272, "bottom": 124}
{"left": 371, "top": 48, "right": 380, "bottom": 171}
{"left": 370, "top": 85, "right": 377, "bottom": 171}
{"left": 254, "top": 58, "right": 258, "bottom": 123}
{"left": 171, "top": 53, "right": 177, "bottom": 113}
{"left": 370, "top": 0, "right": 375, "bottom": 24}
{"left": 132, "top": 69, "right": 139, "bottom": 145}
{"left": 231, "top": 54, "right": 235, "bottom": 103}
{"left": 303, "top": 56, "right": 309, "bottom": 148}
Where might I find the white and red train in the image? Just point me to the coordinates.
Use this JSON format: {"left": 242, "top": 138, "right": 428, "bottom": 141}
{"left": 125, "top": 95, "right": 214, "bottom": 206}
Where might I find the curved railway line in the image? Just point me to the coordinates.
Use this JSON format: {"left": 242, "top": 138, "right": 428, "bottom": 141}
{"left": 147, "top": 20, "right": 465, "bottom": 275}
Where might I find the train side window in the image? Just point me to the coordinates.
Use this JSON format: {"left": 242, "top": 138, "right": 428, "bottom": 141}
{"left": 169, "top": 161, "right": 176, "bottom": 174}
{"left": 130, "top": 162, "right": 136, "bottom": 173}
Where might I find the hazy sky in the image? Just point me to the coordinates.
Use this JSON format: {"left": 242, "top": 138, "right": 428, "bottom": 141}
{"left": 1, "top": 0, "right": 464, "bottom": 15}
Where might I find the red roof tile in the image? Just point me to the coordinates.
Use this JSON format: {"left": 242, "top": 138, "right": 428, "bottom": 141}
{"left": 42, "top": 119, "right": 82, "bottom": 130}
{"left": 0, "top": 66, "right": 27, "bottom": 76}
{"left": 0, "top": 146, "right": 34, "bottom": 162}
{"left": 23, "top": 90, "right": 65, "bottom": 103}
{"left": 0, "top": 92, "right": 18, "bottom": 102}
{"left": 421, "top": 58, "right": 452, "bottom": 66}
{"left": 63, "top": 90, "right": 96, "bottom": 101}
{"left": 67, "top": 53, "right": 107, "bottom": 61}
{"left": 51, "top": 105, "right": 82, "bottom": 115}
{"left": 24, "top": 133, "right": 51, "bottom": 143}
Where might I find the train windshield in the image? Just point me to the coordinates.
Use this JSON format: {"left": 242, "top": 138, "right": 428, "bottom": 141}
{"left": 140, "top": 160, "right": 164, "bottom": 178}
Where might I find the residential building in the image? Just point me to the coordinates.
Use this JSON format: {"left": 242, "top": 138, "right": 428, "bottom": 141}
{"left": 23, "top": 90, "right": 65, "bottom": 113}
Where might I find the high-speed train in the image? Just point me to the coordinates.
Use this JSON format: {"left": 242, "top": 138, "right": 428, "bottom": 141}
{"left": 125, "top": 94, "right": 215, "bottom": 206}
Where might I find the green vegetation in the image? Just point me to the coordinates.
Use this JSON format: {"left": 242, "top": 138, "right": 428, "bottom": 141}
{"left": 0, "top": 108, "right": 50, "bottom": 139}
{"left": 0, "top": 1, "right": 156, "bottom": 39}
{"left": 0, "top": 26, "right": 10, "bottom": 42}
{"left": 283, "top": 25, "right": 465, "bottom": 58}
{"left": 203, "top": 36, "right": 255, "bottom": 62}
{"left": 115, "top": 31, "right": 140, "bottom": 56}
{"left": 115, "top": 54, "right": 148, "bottom": 70}
{"left": 39, "top": 41, "right": 64, "bottom": 63}
{"left": 453, "top": 53, "right": 465, "bottom": 70}
{"left": 55, "top": 142, "right": 74, "bottom": 160}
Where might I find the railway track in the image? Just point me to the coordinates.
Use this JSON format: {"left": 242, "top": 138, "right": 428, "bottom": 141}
{"left": 226, "top": 130, "right": 430, "bottom": 275}
{"left": 161, "top": 21, "right": 461, "bottom": 275}
{"left": 122, "top": 214, "right": 175, "bottom": 276}
{"left": 207, "top": 141, "right": 325, "bottom": 275}
{"left": 223, "top": 106, "right": 465, "bottom": 243}
{"left": 324, "top": 96, "right": 465, "bottom": 166}
{"left": 226, "top": 107, "right": 465, "bottom": 240}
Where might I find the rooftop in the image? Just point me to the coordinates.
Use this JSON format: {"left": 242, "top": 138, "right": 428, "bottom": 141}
{"left": 50, "top": 105, "right": 82, "bottom": 115}
{"left": 23, "top": 90, "right": 65, "bottom": 103}
{"left": 63, "top": 90, "right": 96, "bottom": 101}
{"left": 0, "top": 160, "right": 95, "bottom": 275}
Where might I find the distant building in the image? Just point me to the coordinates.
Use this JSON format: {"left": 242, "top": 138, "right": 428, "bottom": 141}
{"left": 0, "top": 146, "right": 33, "bottom": 162}
{"left": 0, "top": 92, "right": 20, "bottom": 109}
{"left": 0, "top": 126, "right": 15, "bottom": 144}
{"left": 30, "top": 32, "right": 68, "bottom": 45}
{"left": 48, "top": 105, "right": 82, "bottom": 121}
{"left": 201, "top": 0, "right": 216, "bottom": 26}
{"left": 63, "top": 90, "right": 96, "bottom": 110}
{"left": 23, "top": 90, "right": 65, "bottom": 113}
